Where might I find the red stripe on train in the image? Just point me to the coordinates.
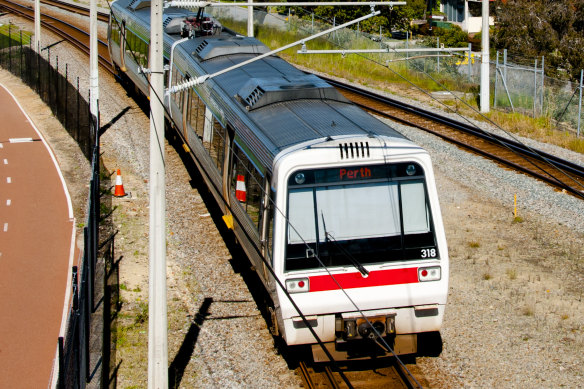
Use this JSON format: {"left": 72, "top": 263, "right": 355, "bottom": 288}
{"left": 309, "top": 267, "right": 419, "bottom": 292}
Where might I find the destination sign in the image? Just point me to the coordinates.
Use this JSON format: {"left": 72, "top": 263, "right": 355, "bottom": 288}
{"left": 289, "top": 163, "right": 424, "bottom": 186}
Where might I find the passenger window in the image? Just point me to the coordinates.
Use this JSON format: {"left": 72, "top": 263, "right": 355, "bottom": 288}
{"left": 210, "top": 120, "right": 225, "bottom": 174}
{"left": 266, "top": 194, "right": 274, "bottom": 262}
{"left": 231, "top": 145, "right": 263, "bottom": 230}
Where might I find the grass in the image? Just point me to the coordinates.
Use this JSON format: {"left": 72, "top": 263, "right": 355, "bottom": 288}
{"left": 506, "top": 268, "right": 517, "bottom": 280}
{"left": 468, "top": 240, "right": 481, "bottom": 248}
{"left": 513, "top": 216, "right": 524, "bottom": 224}
{"left": 0, "top": 24, "right": 32, "bottom": 46}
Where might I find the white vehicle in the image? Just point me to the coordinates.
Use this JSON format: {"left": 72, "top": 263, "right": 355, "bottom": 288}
{"left": 109, "top": 0, "right": 449, "bottom": 360}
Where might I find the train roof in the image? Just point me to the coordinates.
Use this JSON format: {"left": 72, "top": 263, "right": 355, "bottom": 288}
{"left": 111, "top": 0, "right": 414, "bottom": 169}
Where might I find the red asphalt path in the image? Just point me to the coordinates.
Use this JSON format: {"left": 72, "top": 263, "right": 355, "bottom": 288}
{"left": 0, "top": 84, "right": 75, "bottom": 388}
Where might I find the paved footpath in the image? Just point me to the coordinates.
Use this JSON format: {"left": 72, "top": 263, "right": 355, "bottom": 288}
{"left": 0, "top": 83, "right": 75, "bottom": 388}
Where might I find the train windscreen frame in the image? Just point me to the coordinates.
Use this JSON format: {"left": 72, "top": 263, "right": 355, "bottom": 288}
{"left": 285, "top": 163, "right": 438, "bottom": 271}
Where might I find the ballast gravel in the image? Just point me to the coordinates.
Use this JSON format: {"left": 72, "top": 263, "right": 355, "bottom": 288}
{"left": 2, "top": 11, "right": 583, "bottom": 387}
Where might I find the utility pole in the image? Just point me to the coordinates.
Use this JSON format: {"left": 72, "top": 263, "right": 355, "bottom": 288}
{"left": 247, "top": 0, "right": 254, "bottom": 37}
{"left": 34, "top": 0, "right": 41, "bottom": 51}
{"left": 148, "top": 0, "right": 168, "bottom": 386}
{"left": 89, "top": 0, "right": 99, "bottom": 127}
{"left": 480, "top": 0, "right": 489, "bottom": 113}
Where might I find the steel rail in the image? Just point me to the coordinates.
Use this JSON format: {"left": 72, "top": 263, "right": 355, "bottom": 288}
{"left": 0, "top": 0, "right": 115, "bottom": 75}
{"left": 321, "top": 76, "right": 584, "bottom": 199}
{"left": 41, "top": 0, "right": 109, "bottom": 22}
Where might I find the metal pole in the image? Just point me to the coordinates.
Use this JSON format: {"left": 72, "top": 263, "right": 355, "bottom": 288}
{"left": 578, "top": 69, "right": 583, "bottom": 137}
{"left": 503, "top": 48, "right": 507, "bottom": 82}
{"left": 540, "top": 56, "right": 545, "bottom": 113}
{"left": 90, "top": 0, "right": 99, "bottom": 126}
{"left": 480, "top": 0, "right": 489, "bottom": 113}
{"left": 311, "top": 13, "right": 314, "bottom": 33}
{"left": 533, "top": 59, "right": 537, "bottom": 118}
{"left": 34, "top": 0, "right": 41, "bottom": 52}
{"left": 493, "top": 51, "right": 499, "bottom": 108}
{"left": 467, "top": 43, "right": 472, "bottom": 81}
{"left": 436, "top": 37, "right": 439, "bottom": 72}
{"left": 148, "top": 0, "right": 168, "bottom": 386}
{"left": 247, "top": 0, "right": 253, "bottom": 37}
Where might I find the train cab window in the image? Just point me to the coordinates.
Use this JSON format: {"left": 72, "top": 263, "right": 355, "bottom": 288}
{"left": 231, "top": 145, "right": 263, "bottom": 230}
{"left": 285, "top": 163, "right": 438, "bottom": 271}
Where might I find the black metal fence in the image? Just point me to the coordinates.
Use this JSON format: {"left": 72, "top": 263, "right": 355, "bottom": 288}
{"left": 0, "top": 26, "right": 92, "bottom": 158}
{"left": 0, "top": 25, "right": 116, "bottom": 388}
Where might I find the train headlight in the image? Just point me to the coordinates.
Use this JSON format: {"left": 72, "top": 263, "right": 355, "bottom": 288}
{"left": 418, "top": 266, "right": 441, "bottom": 282}
{"left": 406, "top": 164, "right": 417, "bottom": 176}
{"left": 294, "top": 173, "right": 306, "bottom": 184}
{"left": 285, "top": 278, "right": 309, "bottom": 293}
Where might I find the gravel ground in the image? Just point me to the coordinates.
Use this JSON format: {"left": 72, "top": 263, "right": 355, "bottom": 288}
{"left": 2, "top": 11, "right": 584, "bottom": 388}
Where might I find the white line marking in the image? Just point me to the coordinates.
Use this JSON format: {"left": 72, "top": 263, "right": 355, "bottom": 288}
{"left": 0, "top": 143, "right": 3, "bottom": 148}
{"left": 9, "top": 137, "right": 33, "bottom": 143}
{"left": 3, "top": 159, "right": 7, "bottom": 165}
{"left": 6, "top": 177, "right": 11, "bottom": 183}
{"left": 6, "top": 199, "right": 11, "bottom": 206}
{"left": 3, "top": 223, "right": 7, "bottom": 232}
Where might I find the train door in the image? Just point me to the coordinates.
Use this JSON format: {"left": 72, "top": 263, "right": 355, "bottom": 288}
{"left": 221, "top": 126, "right": 235, "bottom": 228}
{"left": 119, "top": 20, "right": 127, "bottom": 72}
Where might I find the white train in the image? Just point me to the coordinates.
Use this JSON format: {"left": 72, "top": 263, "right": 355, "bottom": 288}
{"left": 108, "top": 0, "right": 449, "bottom": 361}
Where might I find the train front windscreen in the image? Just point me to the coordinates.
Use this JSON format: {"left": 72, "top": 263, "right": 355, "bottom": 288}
{"left": 285, "top": 163, "right": 438, "bottom": 271}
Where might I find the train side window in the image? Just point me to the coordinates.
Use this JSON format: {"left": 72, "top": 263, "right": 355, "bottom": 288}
{"left": 266, "top": 193, "right": 274, "bottom": 262}
{"left": 231, "top": 146, "right": 263, "bottom": 230}
{"left": 194, "top": 97, "right": 205, "bottom": 138}
{"left": 210, "top": 119, "right": 225, "bottom": 174}
{"left": 111, "top": 18, "right": 121, "bottom": 45}
{"left": 173, "top": 71, "right": 183, "bottom": 106}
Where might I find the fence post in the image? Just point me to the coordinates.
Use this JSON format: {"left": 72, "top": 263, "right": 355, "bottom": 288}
{"left": 468, "top": 43, "right": 472, "bottom": 81}
{"left": 533, "top": 59, "right": 537, "bottom": 118}
{"left": 578, "top": 69, "right": 583, "bottom": 137}
{"left": 65, "top": 64, "right": 68, "bottom": 131}
{"left": 436, "top": 37, "right": 440, "bottom": 73}
{"left": 540, "top": 56, "right": 545, "bottom": 113}
{"left": 19, "top": 31, "right": 22, "bottom": 79}
{"left": 8, "top": 24, "right": 12, "bottom": 73}
{"left": 77, "top": 77, "right": 80, "bottom": 143}
{"left": 58, "top": 336, "right": 64, "bottom": 389}
{"left": 494, "top": 51, "right": 499, "bottom": 108}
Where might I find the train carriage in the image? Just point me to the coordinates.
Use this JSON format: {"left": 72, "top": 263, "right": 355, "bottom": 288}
{"left": 108, "top": 0, "right": 449, "bottom": 360}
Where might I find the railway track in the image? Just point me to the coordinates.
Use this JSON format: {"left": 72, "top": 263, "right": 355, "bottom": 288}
{"left": 298, "top": 358, "right": 423, "bottom": 389}
{"left": 322, "top": 77, "right": 584, "bottom": 200}
{"left": 40, "top": 0, "right": 109, "bottom": 22}
{"left": 4, "top": 0, "right": 583, "bottom": 200}
{"left": 0, "top": 0, "right": 114, "bottom": 75}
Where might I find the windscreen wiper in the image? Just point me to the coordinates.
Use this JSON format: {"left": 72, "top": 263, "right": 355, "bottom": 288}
{"left": 321, "top": 213, "right": 369, "bottom": 278}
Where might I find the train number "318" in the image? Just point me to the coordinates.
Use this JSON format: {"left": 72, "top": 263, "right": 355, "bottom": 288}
{"left": 421, "top": 248, "right": 437, "bottom": 258}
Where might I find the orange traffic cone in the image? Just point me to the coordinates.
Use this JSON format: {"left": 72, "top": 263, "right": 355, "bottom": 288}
{"left": 235, "top": 174, "right": 246, "bottom": 202}
{"left": 114, "top": 169, "right": 127, "bottom": 197}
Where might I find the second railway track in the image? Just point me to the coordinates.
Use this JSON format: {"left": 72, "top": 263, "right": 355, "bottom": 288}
{"left": 322, "top": 77, "right": 584, "bottom": 200}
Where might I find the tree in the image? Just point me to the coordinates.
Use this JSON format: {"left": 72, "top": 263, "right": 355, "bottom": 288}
{"left": 493, "top": 0, "right": 584, "bottom": 81}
